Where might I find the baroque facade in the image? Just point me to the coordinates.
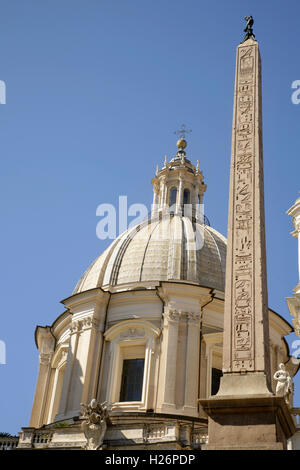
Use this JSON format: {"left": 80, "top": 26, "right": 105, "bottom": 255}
{"left": 15, "top": 26, "right": 300, "bottom": 450}
{"left": 17, "top": 137, "right": 298, "bottom": 449}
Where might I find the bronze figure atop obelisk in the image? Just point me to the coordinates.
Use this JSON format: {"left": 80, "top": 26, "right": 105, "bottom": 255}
{"left": 242, "top": 16, "right": 255, "bottom": 42}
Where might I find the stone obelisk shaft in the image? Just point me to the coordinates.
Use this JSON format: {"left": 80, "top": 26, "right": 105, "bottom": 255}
{"left": 222, "top": 38, "right": 271, "bottom": 385}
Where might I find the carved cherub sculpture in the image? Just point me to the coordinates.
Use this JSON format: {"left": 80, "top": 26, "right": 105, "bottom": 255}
{"left": 273, "top": 363, "right": 293, "bottom": 406}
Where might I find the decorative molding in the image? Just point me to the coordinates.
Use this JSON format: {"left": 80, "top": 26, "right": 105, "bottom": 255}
{"left": 49, "top": 441, "right": 86, "bottom": 448}
{"left": 70, "top": 315, "right": 99, "bottom": 335}
{"left": 164, "top": 309, "right": 201, "bottom": 324}
{"left": 104, "top": 319, "right": 160, "bottom": 343}
{"left": 39, "top": 352, "right": 53, "bottom": 365}
{"left": 185, "top": 312, "right": 201, "bottom": 323}
{"left": 70, "top": 321, "right": 80, "bottom": 334}
{"left": 119, "top": 328, "right": 145, "bottom": 340}
{"left": 164, "top": 309, "right": 181, "bottom": 322}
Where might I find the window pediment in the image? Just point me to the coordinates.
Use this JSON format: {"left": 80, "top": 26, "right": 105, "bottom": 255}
{"left": 104, "top": 320, "right": 160, "bottom": 343}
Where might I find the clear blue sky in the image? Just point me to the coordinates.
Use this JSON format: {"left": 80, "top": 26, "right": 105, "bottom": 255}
{"left": 1, "top": 0, "right": 300, "bottom": 435}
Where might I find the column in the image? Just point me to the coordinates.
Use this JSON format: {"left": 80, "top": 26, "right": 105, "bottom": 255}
{"left": 160, "top": 177, "right": 166, "bottom": 212}
{"left": 193, "top": 183, "right": 199, "bottom": 218}
{"left": 176, "top": 175, "right": 183, "bottom": 214}
{"left": 162, "top": 179, "right": 168, "bottom": 208}
{"left": 152, "top": 186, "right": 159, "bottom": 217}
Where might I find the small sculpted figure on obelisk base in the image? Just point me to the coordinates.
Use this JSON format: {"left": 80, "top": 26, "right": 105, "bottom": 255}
{"left": 199, "top": 18, "right": 296, "bottom": 450}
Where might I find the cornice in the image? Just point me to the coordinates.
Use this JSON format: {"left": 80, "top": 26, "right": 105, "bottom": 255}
{"left": 61, "top": 287, "right": 110, "bottom": 313}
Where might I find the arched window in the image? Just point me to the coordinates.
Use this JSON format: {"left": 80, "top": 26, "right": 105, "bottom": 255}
{"left": 169, "top": 187, "right": 177, "bottom": 207}
{"left": 183, "top": 189, "right": 190, "bottom": 205}
{"left": 103, "top": 320, "right": 160, "bottom": 411}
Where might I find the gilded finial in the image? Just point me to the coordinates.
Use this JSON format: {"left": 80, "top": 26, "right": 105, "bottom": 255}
{"left": 196, "top": 160, "right": 199, "bottom": 173}
{"left": 177, "top": 138, "right": 187, "bottom": 150}
{"left": 174, "top": 124, "right": 191, "bottom": 150}
{"left": 156, "top": 165, "right": 159, "bottom": 176}
{"left": 164, "top": 155, "right": 167, "bottom": 167}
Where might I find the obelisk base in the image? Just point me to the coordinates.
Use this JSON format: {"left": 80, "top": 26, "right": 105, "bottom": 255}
{"left": 199, "top": 395, "right": 296, "bottom": 450}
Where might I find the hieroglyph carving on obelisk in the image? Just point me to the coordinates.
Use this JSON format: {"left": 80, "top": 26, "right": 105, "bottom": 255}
{"left": 222, "top": 39, "right": 271, "bottom": 379}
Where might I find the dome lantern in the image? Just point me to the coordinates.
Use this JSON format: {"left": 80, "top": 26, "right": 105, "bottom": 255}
{"left": 151, "top": 131, "right": 206, "bottom": 218}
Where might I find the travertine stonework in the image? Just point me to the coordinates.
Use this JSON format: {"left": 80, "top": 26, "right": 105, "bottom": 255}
{"left": 200, "top": 38, "right": 296, "bottom": 451}
{"left": 19, "top": 35, "right": 299, "bottom": 451}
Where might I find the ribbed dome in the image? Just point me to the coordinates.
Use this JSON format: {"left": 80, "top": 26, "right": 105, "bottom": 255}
{"left": 73, "top": 215, "right": 227, "bottom": 294}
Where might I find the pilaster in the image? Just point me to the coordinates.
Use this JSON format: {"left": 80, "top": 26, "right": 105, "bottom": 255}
{"left": 29, "top": 327, "right": 55, "bottom": 427}
{"left": 183, "top": 312, "right": 201, "bottom": 415}
{"left": 160, "top": 308, "right": 180, "bottom": 411}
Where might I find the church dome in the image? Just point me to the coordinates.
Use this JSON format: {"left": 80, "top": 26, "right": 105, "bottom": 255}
{"left": 73, "top": 215, "right": 227, "bottom": 294}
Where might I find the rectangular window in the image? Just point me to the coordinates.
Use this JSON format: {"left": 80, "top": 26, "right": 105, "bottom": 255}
{"left": 119, "top": 358, "right": 145, "bottom": 402}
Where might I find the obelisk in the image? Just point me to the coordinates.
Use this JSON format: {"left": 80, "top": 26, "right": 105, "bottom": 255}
{"left": 221, "top": 20, "right": 272, "bottom": 393}
{"left": 200, "top": 17, "right": 295, "bottom": 450}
